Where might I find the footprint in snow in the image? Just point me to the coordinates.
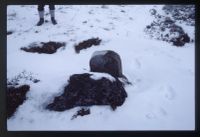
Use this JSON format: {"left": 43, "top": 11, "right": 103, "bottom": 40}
{"left": 159, "top": 107, "right": 168, "bottom": 116}
{"left": 134, "top": 58, "right": 141, "bottom": 69}
{"left": 103, "top": 28, "right": 110, "bottom": 31}
{"left": 29, "top": 119, "right": 34, "bottom": 123}
{"left": 146, "top": 107, "right": 168, "bottom": 120}
{"left": 95, "top": 19, "right": 101, "bottom": 22}
{"left": 159, "top": 50, "right": 181, "bottom": 62}
{"left": 160, "top": 85, "right": 176, "bottom": 100}
{"left": 146, "top": 112, "right": 156, "bottom": 119}
{"left": 165, "top": 86, "right": 176, "bottom": 100}
{"left": 187, "top": 69, "right": 194, "bottom": 76}
{"left": 129, "top": 17, "right": 133, "bottom": 20}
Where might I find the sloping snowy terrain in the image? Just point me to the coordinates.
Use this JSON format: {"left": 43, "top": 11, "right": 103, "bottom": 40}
{"left": 7, "top": 5, "right": 195, "bottom": 130}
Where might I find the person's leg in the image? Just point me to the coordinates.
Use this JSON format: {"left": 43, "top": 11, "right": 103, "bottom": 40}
{"left": 49, "top": 5, "right": 57, "bottom": 25}
{"left": 37, "top": 5, "right": 45, "bottom": 26}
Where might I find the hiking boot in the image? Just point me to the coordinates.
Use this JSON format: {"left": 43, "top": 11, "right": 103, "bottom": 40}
{"left": 51, "top": 17, "right": 57, "bottom": 25}
{"left": 37, "top": 18, "right": 44, "bottom": 26}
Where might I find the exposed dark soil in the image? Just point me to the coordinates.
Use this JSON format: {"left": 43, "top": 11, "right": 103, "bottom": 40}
{"left": 46, "top": 73, "right": 127, "bottom": 111}
{"left": 74, "top": 38, "right": 101, "bottom": 53}
{"left": 71, "top": 108, "right": 90, "bottom": 120}
{"left": 163, "top": 5, "right": 195, "bottom": 26}
{"left": 7, "top": 31, "right": 13, "bottom": 35}
{"left": 145, "top": 6, "right": 192, "bottom": 46}
{"left": 21, "top": 41, "right": 66, "bottom": 54}
{"left": 7, "top": 85, "right": 30, "bottom": 118}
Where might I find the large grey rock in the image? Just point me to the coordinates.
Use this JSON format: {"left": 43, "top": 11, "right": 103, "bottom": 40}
{"left": 89, "top": 50, "right": 123, "bottom": 78}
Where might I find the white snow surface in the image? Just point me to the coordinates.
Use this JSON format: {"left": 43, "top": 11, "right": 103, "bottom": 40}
{"left": 7, "top": 5, "right": 195, "bottom": 131}
{"left": 89, "top": 72, "right": 116, "bottom": 82}
{"left": 91, "top": 50, "right": 108, "bottom": 57}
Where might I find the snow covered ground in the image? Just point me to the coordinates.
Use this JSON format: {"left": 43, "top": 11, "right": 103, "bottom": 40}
{"left": 7, "top": 5, "right": 195, "bottom": 130}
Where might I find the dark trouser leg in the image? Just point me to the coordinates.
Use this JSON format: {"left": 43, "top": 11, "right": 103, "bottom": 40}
{"left": 37, "top": 5, "right": 45, "bottom": 26}
{"left": 49, "top": 5, "right": 57, "bottom": 25}
{"left": 38, "top": 4, "right": 45, "bottom": 11}
{"left": 49, "top": 5, "right": 55, "bottom": 10}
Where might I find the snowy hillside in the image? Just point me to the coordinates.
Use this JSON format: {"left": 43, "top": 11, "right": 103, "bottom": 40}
{"left": 7, "top": 5, "right": 195, "bottom": 130}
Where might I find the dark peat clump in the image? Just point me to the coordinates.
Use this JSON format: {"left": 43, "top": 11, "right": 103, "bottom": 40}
{"left": 74, "top": 38, "right": 101, "bottom": 53}
{"left": 46, "top": 73, "right": 127, "bottom": 111}
{"left": 7, "top": 85, "right": 30, "bottom": 118}
{"left": 21, "top": 41, "right": 66, "bottom": 54}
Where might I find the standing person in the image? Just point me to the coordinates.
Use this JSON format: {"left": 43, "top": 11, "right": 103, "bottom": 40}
{"left": 37, "top": 4, "right": 57, "bottom": 26}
